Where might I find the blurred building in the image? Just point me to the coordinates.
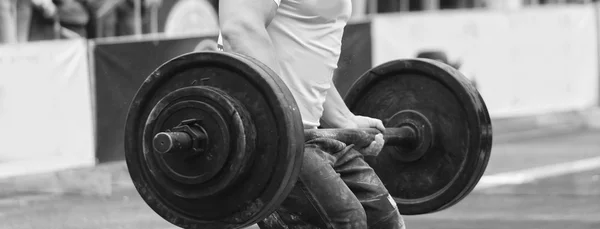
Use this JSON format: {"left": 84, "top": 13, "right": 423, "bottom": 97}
{"left": 370, "top": 0, "right": 598, "bottom": 13}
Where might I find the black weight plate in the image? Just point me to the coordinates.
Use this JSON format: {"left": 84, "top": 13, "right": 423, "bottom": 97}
{"left": 228, "top": 52, "right": 308, "bottom": 224}
{"left": 344, "top": 58, "right": 493, "bottom": 215}
{"left": 124, "top": 51, "right": 304, "bottom": 229}
{"left": 145, "top": 86, "right": 242, "bottom": 198}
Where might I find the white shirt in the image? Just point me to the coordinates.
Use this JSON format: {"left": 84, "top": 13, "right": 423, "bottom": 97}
{"left": 219, "top": 0, "right": 352, "bottom": 129}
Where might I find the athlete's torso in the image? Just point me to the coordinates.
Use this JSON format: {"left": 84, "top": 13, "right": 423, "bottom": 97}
{"left": 268, "top": 0, "right": 352, "bottom": 129}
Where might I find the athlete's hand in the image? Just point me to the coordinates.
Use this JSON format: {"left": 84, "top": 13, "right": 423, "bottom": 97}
{"left": 350, "top": 115, "right": 385, "bottom": 132}
{"left": 346, "top": 115, "right": 385, "bottom": 157}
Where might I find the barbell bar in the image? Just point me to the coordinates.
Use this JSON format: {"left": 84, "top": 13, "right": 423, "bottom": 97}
{"left": 155, "top": 126, "right": 419, "bottom": 154}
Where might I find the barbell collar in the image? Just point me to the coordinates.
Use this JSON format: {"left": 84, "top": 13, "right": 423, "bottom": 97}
{"left": 153, "top": 131, "right": 194, "bottom": 154}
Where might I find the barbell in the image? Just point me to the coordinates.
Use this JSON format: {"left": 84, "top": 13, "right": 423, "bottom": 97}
{"left": 124, "top": 51, "right": 493, "bottom": 229}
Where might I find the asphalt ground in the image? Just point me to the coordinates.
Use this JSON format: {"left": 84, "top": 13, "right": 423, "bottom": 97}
{"left": 0, "top": 130, "right": 599, "bottom": 229}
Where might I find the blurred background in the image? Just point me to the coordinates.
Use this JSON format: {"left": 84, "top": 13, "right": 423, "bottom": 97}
{"left": 0, "top": 0, "right": 599, "bottom": 228}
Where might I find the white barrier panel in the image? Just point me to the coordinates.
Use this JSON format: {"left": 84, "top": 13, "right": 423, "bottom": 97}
{"left": 0, "top": 39, "right": 94, "bottom": 177}
{"left": 372, "top": 5, "right": 599, "bottom": 118}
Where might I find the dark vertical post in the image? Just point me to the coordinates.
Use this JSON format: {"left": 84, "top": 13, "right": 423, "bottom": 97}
{"left": 15, "top": 0, "right": 32, "bottom": 42}
{"left": 53, "top": 13, "right": 61, "bottom": 39}
{"left": 423, "top": 0, "right": 439, "bottom": 10}
{"left": 399, "top": 0, "right": 410, "bottom": 11}
{"left": 368, "top": 0, "right": 378, "bottom": 14}
{"left": 133, "top": 0, "right": 142, "bottom": 37}
{"left": 150, "top": 5, "right": 158, "bottom": 34}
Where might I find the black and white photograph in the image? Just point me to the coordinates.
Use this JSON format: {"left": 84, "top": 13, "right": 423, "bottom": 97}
{"left": 0, "top": 0, "right": 598, "bottom": 228}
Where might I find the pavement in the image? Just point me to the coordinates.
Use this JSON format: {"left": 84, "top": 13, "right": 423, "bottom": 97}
{"left": 1, "top": 128, "right": 600, "bottom": 228}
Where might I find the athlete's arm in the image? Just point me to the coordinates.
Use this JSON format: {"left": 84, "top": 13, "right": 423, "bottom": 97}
{"left": 219, "top": 0, "right": 281, "bottom": 74}
{"left": 321, "top": 81, "right": 385, "bottom": 156}
{"left": 321, "top": 81, "right": 385, "bottom": 132}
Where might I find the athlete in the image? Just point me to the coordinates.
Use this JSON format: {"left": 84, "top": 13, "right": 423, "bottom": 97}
{"left": 219, "top": 0, "right": 406, "bottom": 228}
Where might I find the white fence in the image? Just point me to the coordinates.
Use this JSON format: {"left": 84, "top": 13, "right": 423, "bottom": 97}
{"left": 0, "top": 39, "right": 95, "bottom": 177}
{"left": 372, "top": 5, "right": 599, "bottom": 118}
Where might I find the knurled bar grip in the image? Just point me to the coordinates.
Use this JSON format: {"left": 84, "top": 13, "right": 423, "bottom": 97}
{"left": 304, "top": 126, "right": 417, "bottom": 149}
